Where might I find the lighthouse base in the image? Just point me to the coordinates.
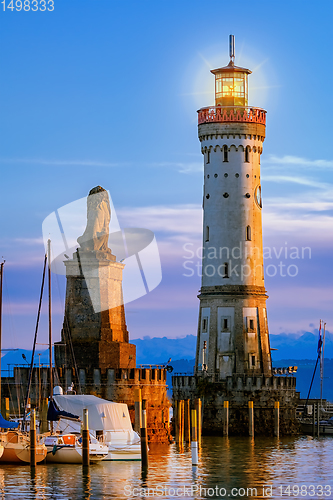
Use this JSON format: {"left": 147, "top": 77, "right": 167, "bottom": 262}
{"left": 172, "top": 374, "right": 300, "bottom": 436}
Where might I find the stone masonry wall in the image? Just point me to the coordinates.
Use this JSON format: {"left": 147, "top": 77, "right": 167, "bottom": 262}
{"left": 173, "top": 374, "right": 300, "bottom": 436}
{"left": 3, "top": 366, "right": 172, "bottom": 443}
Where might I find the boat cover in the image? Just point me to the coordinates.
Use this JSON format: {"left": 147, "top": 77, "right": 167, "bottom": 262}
{"left": 53, "top": 395, "right": 133, "bottom": 432}
{"left": 0, "top": 412, "right": 19, "bottom": 429}
{"left": 47, "top": 399, "right": 80, "bottom": 422}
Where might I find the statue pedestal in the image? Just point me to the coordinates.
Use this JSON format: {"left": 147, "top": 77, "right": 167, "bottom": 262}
{"left": 55, "top": 249, "right": 136, "bottom": 373}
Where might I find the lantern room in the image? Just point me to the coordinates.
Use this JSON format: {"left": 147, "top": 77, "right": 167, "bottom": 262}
{"left": 211, "top": 35, "right": 251, "bottom": 107}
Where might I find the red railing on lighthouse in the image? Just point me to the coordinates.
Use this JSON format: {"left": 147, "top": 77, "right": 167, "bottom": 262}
{"left": 198, "top": 106, "right": 266, "bottom": 125}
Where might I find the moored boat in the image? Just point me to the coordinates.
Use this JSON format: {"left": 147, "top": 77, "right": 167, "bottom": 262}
{"left": 44, "top": 433, "right": 108, "bottom": 463}
{"left": 0, "top": 431, "right": 47, "bottom": 463}
{"left": 52, "top": 390, "right": 141, "bottom": 460}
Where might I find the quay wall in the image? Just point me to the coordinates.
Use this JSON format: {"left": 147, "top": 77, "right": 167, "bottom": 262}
{"left": 2, "top": 366, "right": 172, "bottom": 443}
{"left": 172, "top": 374, "right": 300, "bottom": 436}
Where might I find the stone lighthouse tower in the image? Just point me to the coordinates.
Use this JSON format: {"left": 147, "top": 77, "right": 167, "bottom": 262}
{"left": 173, "top": 37, "right": 299, "bottom": 435}
{"left": 195, "top": 35, "right": 272, "bottom": 379}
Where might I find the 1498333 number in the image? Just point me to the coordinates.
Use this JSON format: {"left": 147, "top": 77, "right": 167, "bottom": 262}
{"left": 1, "top": 0, "right": 54, "bottom": 11}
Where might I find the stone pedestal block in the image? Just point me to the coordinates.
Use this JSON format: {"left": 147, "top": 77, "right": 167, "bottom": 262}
{"left": 55, "top": 249, "right": 136, "bottom": 372}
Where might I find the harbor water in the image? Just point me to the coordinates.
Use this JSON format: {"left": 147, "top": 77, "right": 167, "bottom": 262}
{"left": 0, "top": 436, "right": 332, "bottom": 499}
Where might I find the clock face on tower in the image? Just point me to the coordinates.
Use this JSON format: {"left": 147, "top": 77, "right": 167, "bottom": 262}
{"left": 254, "top": 185, "right": 262, "bottom": 208}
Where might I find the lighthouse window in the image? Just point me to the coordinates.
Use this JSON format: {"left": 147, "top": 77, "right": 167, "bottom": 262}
{"left": 214, "top": 173, "right": 218, "bottom": 178}
{"left": 223, "top": 318, "right": 228, "bottom": 330}
{"left": 246, "top": 225, "right": 251, "bottom": 241}
{"left": 223, "top": 262, "right": 229, "bottom": 278}
{"left": 207, "top": 150, "right": 210, "bottom": 164}
{"left": 224, "top": 173, "right": 228, "bottom": 178}
{"left": 223, "top": 146, "right": 228, "bottom": 162}
{"left": 249, "top": 319, "right": 255, "bottom": 331}
{"left": 205, "top": 226, "right": 210, "bottom": 242}
{"left": 206, "top": 194, "right": 210, "bottom": 199}
{"left": 245, "top": 146, "right": 250, "bottom": 163}
{"left": 235, "top": 173, "right": 239, "bottom": 178}
{"left": 251, "top": 355, "right": 256, "bottom": 367}
{"left": 202, "top": 317, "right": 208, "bottom": 333}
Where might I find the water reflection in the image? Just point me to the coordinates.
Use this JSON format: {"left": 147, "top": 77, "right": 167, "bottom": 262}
{"left": 0, "top": 437, "right": 331, "bottom": 498}
{"left": 82, "top": 467, "right": 91, "bottom": 500}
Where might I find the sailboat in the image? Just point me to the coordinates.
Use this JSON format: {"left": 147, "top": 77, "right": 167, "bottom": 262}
{"left": 40, "top": 241, "right": 108, "bottom": 463}
{"left": 0, "top": 261, "right": 47, "bottom": 463}
{"left": 50, "top": 390, "right": 141, "bottom": 461}
{"left": 299, "top": 320, "right": 333, "bottom": 435}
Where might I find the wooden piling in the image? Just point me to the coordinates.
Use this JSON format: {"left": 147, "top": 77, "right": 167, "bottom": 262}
{"left": 82, "top": 408, "right": 89, "bottom": 466}
{"left": 248, "top": 401, "right": 254, "bottom": 437}
{"left": 274, "top": 401, "right": 279, "bottom": 437}
{"left": 30, "top": 409, "right": 36, "bottom": 467}
{"left": 191, "top": 409, "right": 198, "bottom": 466}
{"left": 223, "top": 401, "right": 229, "bottom": 436}
{"left": 174, "top": 401, "right": 178, "bottom": 442}
{"left": 195, "top": 399, "right": 202, "bottom": 446}
{"left": 4, "top": 398, "right": 9, "bottom": 421}
{"left": 317, "top": 401, "right": 320, "bottom": 438}
{"left": 176, "top": 400, "right": 182, "bottom": 444}
{"left": 184, "top": 399, "right": 191, "bottom": 443}
{"left": 179, "top": 400, "right": 184, "bottom": 445}
{"left": 39, "top": 398, "right": 48, "bottom": 434}
{"left": 134, "top": 388, "right": 142, "bottom": 435}
{"left": 140, "top": 399, "right": 149, "bottom": 468}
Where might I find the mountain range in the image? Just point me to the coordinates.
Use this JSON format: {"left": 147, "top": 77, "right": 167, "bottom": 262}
{"left": 2, "top": 331, "right": 331, "bottom": 400}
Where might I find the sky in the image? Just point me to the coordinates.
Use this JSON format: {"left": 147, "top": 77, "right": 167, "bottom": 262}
{"left": 0, "top": 0, "right": 332, "bottom": 355}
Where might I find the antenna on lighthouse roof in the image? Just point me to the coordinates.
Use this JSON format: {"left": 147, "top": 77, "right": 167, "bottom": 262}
{"left": 229, "top": 34, "right": 235, "bottom": 63}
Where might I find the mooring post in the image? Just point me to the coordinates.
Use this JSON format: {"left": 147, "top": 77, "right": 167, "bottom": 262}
{"left": 180, "top": 400, "right": 184, "bottom": 446}
{"left": 248, "top": 401, "right": 254, "bottom": 437}
{"left": 274, "top": 401, "right": 279, "bottom": 437}
{"left": 134, "top": 388, "right": 142, "bottom": 435}
{"left": 191, "top": 409, "right": 198, "bottom": 466}
{"left": 140, "top": 399, "right": 149, "bottom": 468}
{"left": 39, "top": 398, "right": 48, "bottom": 434}
{"left": 195, "top": 398, "right": 202, "bottom": 446}
{"left": 4, "top": 398, "right": 9, "bottom": 421}
{"left": 317, "top": 401, "right": 320, "bottom": 438}
{"left": 82, "top": 408, "right": 89, "bottom": 466}
{"left": 312, "top": 403, "right": 316, "bottom": 437}
{"left": 176, "top": 400, "right": 182, "bottom": 444}
{"left": 184, "top": 399, "right": 191, "bottom": 443}
{"left": 30, "top": 408, "right": 36, "bottom": 467}
{"left": 223, "top": 401, "right": 229, "bottom": 436}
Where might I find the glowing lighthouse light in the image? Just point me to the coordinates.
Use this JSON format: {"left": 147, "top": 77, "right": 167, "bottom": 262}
{"left": 211, "top": 35, "right": 251, "bottom": 107}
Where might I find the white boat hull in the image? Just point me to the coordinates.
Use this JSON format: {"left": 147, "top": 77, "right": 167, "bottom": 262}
{"left": 46, "top": 445, "right": 106, "bottom": 463}
{"left": 104, "top": 442, "right": 141, "bottom": 461}
{"left": 44, "top": 434, "right": 108, "bottom": 463}
{"left": 0, "top": 431, "right": 47, "bottom": 463}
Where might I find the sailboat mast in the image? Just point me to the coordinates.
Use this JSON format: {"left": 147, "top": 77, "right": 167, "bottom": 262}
{"left": 0, "top": 261, "right": 4, "bottom": 403}
{"left": 320, "top": 322, "right": 326, "bottom": 411}
{"left": 48, "top": 239, "right": 53, "bottom": 402}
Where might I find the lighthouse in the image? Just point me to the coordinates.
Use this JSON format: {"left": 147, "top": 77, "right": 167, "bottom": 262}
{"left": 195, "top": 36, "right": 272, "bottom": 379}
{"left": 172, "top": 37, "right": 298, "bottom": 435}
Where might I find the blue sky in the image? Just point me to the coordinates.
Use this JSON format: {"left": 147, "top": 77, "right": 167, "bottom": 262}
{"left": 0, "top": 0, "right": 332, "bottom": 354}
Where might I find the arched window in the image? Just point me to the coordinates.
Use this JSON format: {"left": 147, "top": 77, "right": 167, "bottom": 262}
{"left": 246, "top": 225, "right": 251, "bottom": 241}
{"left": 245, "top": 146, "right": 250, "bottom": 163}
{"left": 223, "top": 145, "right": 228, "bottom": 162}
{"left": 223, "top": 262, "right": 229, "bottom": 278}
{"left": 205, "top": 226, "right": 209, "bottom": 242}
